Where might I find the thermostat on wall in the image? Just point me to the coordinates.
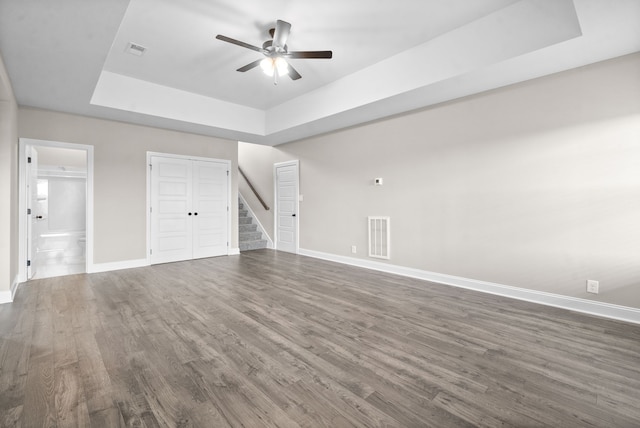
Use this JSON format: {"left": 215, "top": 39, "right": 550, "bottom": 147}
{"left": 374, "top": 178, "right": 383, "bottom": 186}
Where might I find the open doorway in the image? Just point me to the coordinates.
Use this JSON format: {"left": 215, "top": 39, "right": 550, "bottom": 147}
{"left": 19, "top": 139, "right": 94, "bottom": 281}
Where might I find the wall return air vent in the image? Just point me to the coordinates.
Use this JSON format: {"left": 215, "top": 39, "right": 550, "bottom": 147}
{"left": 368, "top": 216, "right": 390, "bottom": 259}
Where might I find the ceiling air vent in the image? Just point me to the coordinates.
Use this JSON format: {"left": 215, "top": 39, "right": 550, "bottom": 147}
{"left": 125, "top": 42, "right": 147, "bottom": 56}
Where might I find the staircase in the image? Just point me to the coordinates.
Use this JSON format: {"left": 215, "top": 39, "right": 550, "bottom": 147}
{"left": 239, "top": 198, "right": 267, "bottom": 251}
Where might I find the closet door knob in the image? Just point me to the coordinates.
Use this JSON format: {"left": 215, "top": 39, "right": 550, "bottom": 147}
{"left": 188, "top": 212, "right": 192, "bottom": 216}
{"left": 194, "top": 212, "right": 198, "bottom": 216}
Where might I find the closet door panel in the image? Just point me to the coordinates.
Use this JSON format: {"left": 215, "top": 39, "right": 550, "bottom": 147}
{"left": 150, "top": 157, "right": 193, "bottom": 264}
{"left": 192, "top": 160, "right": 228, "bottom": 259}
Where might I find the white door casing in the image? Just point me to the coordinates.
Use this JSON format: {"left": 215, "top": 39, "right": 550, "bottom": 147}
{"left": 18, "top": 138, "right": 94, "bottom": 284}
{"left": 274, "top": 161, "right": 299, "bottom": 253}
{"left": 26, "top": 146, "right": 38, "bottom": 279}
{"left": 149, "top": 154, "right": 230, "bottom": 265}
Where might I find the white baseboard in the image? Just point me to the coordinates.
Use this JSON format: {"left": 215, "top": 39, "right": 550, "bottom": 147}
{"left": 229, "top": 248, "right": 240, "bottom": 256}
{"left": 298, "top": 248, "right": 640, "bottom": 326}
{"left": 88, "top": 258, "right": 149, "bottom": 274}
{"left": 0, "top": 275, "right": 21, "bottom": 304}
{"left": 11, "top": 275, "right": 20, "bottom": 301}
{"left": 0, "top": 290, "right": 11, "bottom": 304}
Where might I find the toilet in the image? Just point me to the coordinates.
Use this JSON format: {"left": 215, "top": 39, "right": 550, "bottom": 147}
{"left": 77, "top": 236, "right": 86, "bottom": 256}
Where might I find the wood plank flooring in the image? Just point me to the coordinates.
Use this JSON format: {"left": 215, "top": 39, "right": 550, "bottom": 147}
{"left": 1, "top": 249, "right": 640, "bottom": 427}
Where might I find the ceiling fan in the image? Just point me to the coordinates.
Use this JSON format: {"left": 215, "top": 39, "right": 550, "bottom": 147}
{"left": 216, "top": 20, "right": 332, "bottom": 85}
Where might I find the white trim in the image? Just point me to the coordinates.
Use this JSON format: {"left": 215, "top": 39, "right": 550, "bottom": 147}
{"left": 239, "top": 192, "right": 273, "bottom": 249}
{"left": 273, "top": 160, "right": 299, "bottom": 254}
{"left": 0, "top": 274, "right": 17, "bottom": 304}
{"left": 146, "top": 151, "right": 231, "bottom": 164}
{"left": 11, "top": 275, "right": 20, "bottom": 301}
{"left": 0, "top": 290, "right": 11, "bottom": 304}
{"left": 86, "top": 146, "right": 95, "bottom": 274}
{"left": 228, "top": 247, "right": 241, "bottom": 256}
{"left": 146, "top": 152, "right": 153, "bottom": 265}
{"left": 146, "top": 152, "right": 232, "bottom": 265}
{"left": 297, "top": 248, "right": 640, "bottom": 326}
{"left": 88, "top": 258, "right": 149, "bottom": 274}
{"left": 18, "top": 138, "right": 94, "bottom": 282}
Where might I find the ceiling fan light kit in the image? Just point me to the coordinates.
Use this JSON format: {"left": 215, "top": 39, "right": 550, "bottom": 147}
{"left": 216, "top": 19, "right": 333, "bottom": 85}
{"left": 260, "top": 57, "right": 288, "bottom": 77}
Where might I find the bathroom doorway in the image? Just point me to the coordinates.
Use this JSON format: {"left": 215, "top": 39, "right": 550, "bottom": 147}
{"left": 19, "top": 139, "right": 94, "bottom": 281}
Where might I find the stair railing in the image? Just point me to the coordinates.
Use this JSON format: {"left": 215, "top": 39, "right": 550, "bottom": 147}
{"left": 238, "top": 167, "right": 270, "bottom": 211}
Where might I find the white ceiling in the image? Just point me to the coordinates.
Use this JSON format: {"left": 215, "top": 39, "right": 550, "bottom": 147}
{"left": 1, "top": 0, "right": 639, "bottom": 146}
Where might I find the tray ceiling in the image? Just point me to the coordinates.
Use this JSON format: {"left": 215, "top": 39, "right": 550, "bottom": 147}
{"left": 1, "top": 0, "right": 639, "bottom": 145}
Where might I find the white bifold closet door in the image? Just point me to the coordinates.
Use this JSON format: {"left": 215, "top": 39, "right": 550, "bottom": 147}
{"left": 150, "top": 155, "right": 228, "bottom": 265}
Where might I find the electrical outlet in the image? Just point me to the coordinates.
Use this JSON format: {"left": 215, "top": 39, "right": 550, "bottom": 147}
{"left": 351, "top": 245, "right": 357, "bottom": 254}
{"left": 587, "top": 280, "right": 599, "bottom": 294}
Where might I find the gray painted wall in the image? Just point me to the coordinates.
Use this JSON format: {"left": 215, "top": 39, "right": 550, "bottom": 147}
{"left": 37, "top": 146, "right": 88, "bottom": 169}
{"left": 240, "top": 53, "right": 640, "bottom": 309}
{"left": 0, "top": 53, "right": 18, "bottom": 296}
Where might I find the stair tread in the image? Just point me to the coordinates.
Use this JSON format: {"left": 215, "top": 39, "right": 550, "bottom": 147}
{"left": 240, "top": 231, "right": 262, "bottom": 237}
{"left": 239, "top": 239, "right": 268, "bottom": 251}
{"left": 238, "top": 198, "right": 265, "bottom": 250}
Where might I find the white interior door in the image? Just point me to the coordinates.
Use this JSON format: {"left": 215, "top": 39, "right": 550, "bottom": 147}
{"left": 150, "top": 156, "right": 193, "bottom": 264}
{"left": 150, "top": 155, "right": 229, "bottom": 264}
{"left": 26, "top": 147, "right": 38, "bottom": 279}
{"left": 192, "top": 160, "right": 228, "bottom": 259}
{"left": 275, "top": 162, "right": 298, "bottom": 253}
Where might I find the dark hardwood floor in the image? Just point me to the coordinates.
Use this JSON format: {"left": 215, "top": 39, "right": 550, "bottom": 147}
{"left": 1, "top": 249, "right": 639, "bottom": 427}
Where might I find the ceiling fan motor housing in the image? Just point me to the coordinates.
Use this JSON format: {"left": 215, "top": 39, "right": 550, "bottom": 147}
{"left": 262, "top": 40, "right": 288, "bottom": 54}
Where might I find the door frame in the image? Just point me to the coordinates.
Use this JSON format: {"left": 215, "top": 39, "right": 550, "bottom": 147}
{"left": 146, "top": 152, "right": 232, "bottom": 265}
{"left": 18, "top": 138, "right": 94, "bottom": 282}
{"left": 273, "top": 160, "right": 299, "bottom": 253}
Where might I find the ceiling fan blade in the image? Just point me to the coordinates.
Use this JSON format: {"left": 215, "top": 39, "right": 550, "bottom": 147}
{"left": 216, "top": 35, "right": 265, "bottom": 53}
{"left": 237, "top": 59, "right": 262, "bottom": 72}
{"left": 272, "top": 20, "right": 291, "bottom": 49}
{"left": 287, "top": 50, "right": 333, "bottom": 59}
{"left": 287, "top": 63, "right": 302, "bottom": 80}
